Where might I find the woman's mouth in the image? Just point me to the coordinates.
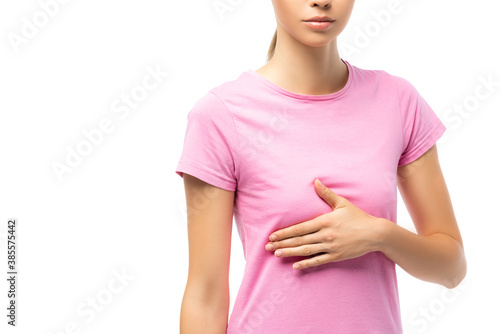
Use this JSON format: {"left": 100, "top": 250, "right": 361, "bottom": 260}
{"left": 303, "top": 21, "right": 335, "bottom": 30}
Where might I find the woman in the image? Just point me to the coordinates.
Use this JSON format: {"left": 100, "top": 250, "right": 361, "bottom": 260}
{"left": 175, "top": 1, "right": 467, "bottom": 333}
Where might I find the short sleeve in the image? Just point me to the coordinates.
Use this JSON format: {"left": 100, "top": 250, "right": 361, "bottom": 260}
{"left": 175, "top": 91, "right": 239, "bottom": 191}
{"left": 396, "top": 76, "right": 446, "bottom": 167}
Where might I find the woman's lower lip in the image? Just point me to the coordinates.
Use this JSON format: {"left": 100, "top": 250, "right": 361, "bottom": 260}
{"left": 303, "top": 21, "right": 334, "bottom": 30}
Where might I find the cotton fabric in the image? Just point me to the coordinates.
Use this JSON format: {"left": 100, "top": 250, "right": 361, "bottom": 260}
{"left": 175, "top": 59, "right": 446, "bottom": 333}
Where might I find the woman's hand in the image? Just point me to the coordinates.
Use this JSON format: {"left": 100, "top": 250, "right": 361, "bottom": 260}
{"left": 265, "top": 178, "right": 387, "bottom": 270}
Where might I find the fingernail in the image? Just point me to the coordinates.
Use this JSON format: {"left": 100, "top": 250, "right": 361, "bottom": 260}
{"left": 269, "top": 234, "right": 278, "bottom": 241}
{"left": 266, "top": 243, "right": 274, "bottom": 251}
{"left": 275, "top": 250, "right": 283, "bottom": 257}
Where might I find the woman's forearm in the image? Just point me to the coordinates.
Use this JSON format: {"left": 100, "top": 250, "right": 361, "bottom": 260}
{"left": 376, "top": 218, "right": 467, "bottom": 289}
{"left": 180, "top": 288, "right": 229, "bottom": 334}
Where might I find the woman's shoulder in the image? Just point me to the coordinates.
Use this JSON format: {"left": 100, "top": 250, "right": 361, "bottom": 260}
{"left": 349, "top": 61, "right": 419, "bottom": 95}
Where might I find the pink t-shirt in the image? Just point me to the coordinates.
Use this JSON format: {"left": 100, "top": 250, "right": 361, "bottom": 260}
{"left": 175, "top": 59, "right": 446, "bottom": 334}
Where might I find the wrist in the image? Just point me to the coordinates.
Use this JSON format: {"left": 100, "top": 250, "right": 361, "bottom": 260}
{"left": 371, "top": 217, "right": 394, "bottom": 253}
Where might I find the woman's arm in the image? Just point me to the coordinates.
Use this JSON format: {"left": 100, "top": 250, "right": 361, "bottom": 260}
{"left": 180, "top": 173, "right": 234, "bottom": 334}
{"left": 378, "top": 144, "right": 467, "bottom": 288}
{"left": 264, "top": 144, "right": 466, "bottom": 289}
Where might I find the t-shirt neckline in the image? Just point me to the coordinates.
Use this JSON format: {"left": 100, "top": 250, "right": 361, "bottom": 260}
{"left": 246, "top": 58, "right": 353, "bottom": 101}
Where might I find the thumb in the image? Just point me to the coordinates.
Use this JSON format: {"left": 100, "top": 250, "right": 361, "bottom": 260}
{"left": 314, "top": 179, "right": 345, "bottom": 209}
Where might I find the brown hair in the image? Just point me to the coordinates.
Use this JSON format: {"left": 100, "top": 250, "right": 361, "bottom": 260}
{"left": 267, "top": 29, "right": 278, "bottom": 62}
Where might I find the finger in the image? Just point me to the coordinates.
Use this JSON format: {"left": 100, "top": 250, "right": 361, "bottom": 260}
{"left": 314, "top": 179, "right": 346, "bottom": 209}
{"left": 274, "top": 243, "right": 325, "bottom": 258}
{"left": 269, "top": 217, "right": 323, "bottom": 241}
{"left": 292, "top": 252, "right": 332, "bottom": 270}
{"left": 266, "top": 231, "right": 321, "bottom": 251}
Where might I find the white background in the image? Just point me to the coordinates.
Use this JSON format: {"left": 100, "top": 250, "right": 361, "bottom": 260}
{"left": 1, "top": 0, "right": 499, "bottom": 333}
